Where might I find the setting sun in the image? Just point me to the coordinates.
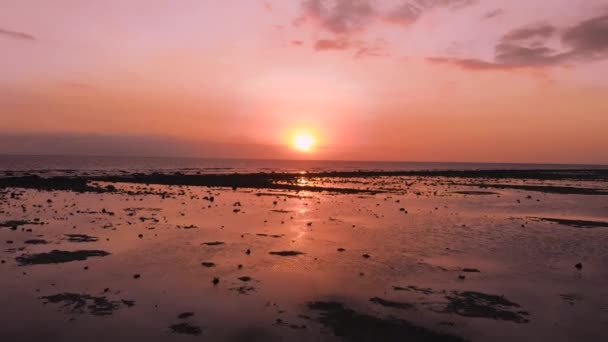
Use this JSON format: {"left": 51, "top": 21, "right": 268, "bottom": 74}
{"left": 292, "top": 133, "right": 315, "bottom": 152}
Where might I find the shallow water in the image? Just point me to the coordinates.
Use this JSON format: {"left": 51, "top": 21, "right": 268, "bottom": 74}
{"left": 1, "top": 176, "right": 607, "bottom": 341}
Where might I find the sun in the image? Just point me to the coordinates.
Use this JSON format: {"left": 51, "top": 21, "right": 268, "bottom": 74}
{"left": 292, "top": 133, "right": 316, "bottom": 152}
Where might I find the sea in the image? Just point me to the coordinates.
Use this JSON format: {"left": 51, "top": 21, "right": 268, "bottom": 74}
{"left": 0, "top": 154, "right": 605, "bottom": 177}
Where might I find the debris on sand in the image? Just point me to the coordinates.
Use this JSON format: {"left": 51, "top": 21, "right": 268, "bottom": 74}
{"left": 212, "top": 277, "right": 220, "bottom": 285}
{"left": 177, "top": 224, "right": 198, "bottom": 229}
{"left": 238, "top": 276, "right": 252, "bottom": 282}
{"left": 441, "top": 291, "right": 529, "bottom": 323}
{"left": 201, "top": 262, "right": 216, "bottom": 268}
{"left": 169, "top": 322, "right": 203, "bottom": 335}
{"left": 369, "top": 297, "right": 415, "bottom": 310}
{"left": 40, "top": 293, "right": 135, "bottom": 316}
{"left": 64, "top": 234, "right": 99, "bottom": 243}
{"left": 575, "top": 262, "right": 583, "bottom": 270}
{"left": 269, "top": 251, "right": 304, "bottom": 256}
{"left": 202, "top": 241, "right": 225, "bottom": 246}
{"left": 230, "top": 286, "right": 256, "bottom": 295}
{"left": 16, "top": 250, "right": 110, "bottom": 266}
{"left": 307, "top": 301, "right": 466, "bottom": 341}
{"left": 256, "top": 233, "right": 283, "bottom": 238}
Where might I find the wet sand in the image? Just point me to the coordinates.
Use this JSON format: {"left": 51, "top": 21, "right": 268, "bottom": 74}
{"left": 1, "top": 170, "right": 607, "bottom": 341}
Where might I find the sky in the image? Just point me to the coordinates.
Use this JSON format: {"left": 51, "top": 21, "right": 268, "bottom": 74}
{"left": 1, "top": 0, "right": 608, "bottom": 164}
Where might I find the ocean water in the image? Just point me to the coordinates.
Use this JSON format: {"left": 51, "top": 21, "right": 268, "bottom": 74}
{"left": 0, "top": 154, "right": 605, "bottom": 176}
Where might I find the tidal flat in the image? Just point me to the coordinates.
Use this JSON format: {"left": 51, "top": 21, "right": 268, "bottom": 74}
{"left": 1, "top": 170, "right": 607, "bottom": 341}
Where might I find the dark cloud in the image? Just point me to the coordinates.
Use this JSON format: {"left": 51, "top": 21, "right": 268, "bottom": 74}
{"left": 300, "top": 0, "right": 474, "bottom": 57}
{"left": 501, "top": 24, "right": 557, "bottom": 42}
{"left": 299, "top": 0, "right": 376, "bottom": 34}
{"left": 0, "top": 27, "right": 36, "bottom": 41}
{"left": 314, "top": 38, "right": 351, "bottom": 51}
{"left": 429, "top": 14, "right": 608, "bottom": 71}
{"left": 494, "top": 43, "right": 558, "bottom": 65}
{"left": 562, "top": 14, "right": 608, "bottom": 61}
{"left": 387, "top": 0, "right": 476, "bottom": 24}
{"left": 298, "top": 0, "right": 476, "bottom": 34}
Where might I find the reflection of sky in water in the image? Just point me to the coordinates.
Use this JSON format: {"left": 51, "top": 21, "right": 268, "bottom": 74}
{"left": 2, "top": 176, "right": 608, "bottom": 341}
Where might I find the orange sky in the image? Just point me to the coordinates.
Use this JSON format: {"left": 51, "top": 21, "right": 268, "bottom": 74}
{"left": 1, "top": 0, "right": 608, "bottom": 164}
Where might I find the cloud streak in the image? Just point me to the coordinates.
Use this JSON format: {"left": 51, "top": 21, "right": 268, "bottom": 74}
{"left": 0, "top": 27, "right": 36, "bottom": 41}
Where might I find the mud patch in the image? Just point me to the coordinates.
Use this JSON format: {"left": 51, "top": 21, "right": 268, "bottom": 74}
{"left": 41, "top": 293, "right": 134, "bottom": 316}
{"left": 0, "top": 220, "right": 43, "bottom": 230}
{"left": 307, "top": 301, "right": 466, "bottom": 341}
{"left": 65, "top": 234, "right": 99, "bottom": 242}
{"left": 532, "top": 217, "right": 608, "bottom": 228}
{"left": 452, "top": 191, "right": 498, "bottom": 195}
{"left": 24, "top": 239, "right": 48, "bottom": 245}
{"left": 441, "top": 291, "right": 529, "bottom": 323}
{"left": 16, "top": 250, "right": 110, "bottom": 265}
{"left": 370, "top": 297, "right": 415, "bottom": 310}
{"left": 169, "top": 322, "right": 203, "bottom": 335}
